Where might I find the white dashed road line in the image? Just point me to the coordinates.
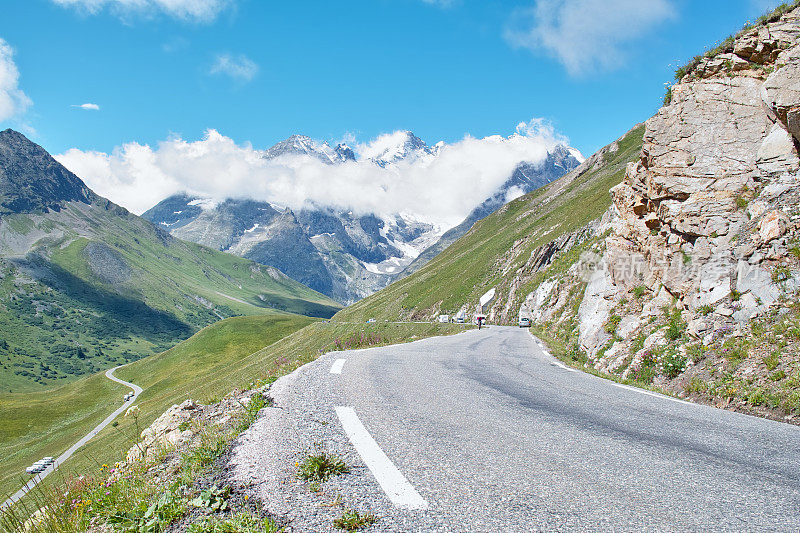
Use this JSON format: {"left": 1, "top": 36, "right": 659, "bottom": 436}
{"left": 335, "top": 406, "right": 429, "bottom": 510}
{"left": 330, "top": 358, "right": 346, "bottom": 374}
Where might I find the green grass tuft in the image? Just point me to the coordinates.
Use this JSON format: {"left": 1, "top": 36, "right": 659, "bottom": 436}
{"left": 297, "top": 443, "right": 349, "bottom": 483}
{"left": 334, "top": 510, "right": 377, "bottom": 531}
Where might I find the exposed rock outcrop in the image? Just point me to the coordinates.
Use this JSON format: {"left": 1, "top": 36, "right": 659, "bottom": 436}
{"left": 580, "top": 7, "right": 800, "bottom": 357}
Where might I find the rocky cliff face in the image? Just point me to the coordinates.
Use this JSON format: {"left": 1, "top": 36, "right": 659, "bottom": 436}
{"left": 520, "top": 6, "right": 800, "bottom": 422}
{"left": 582, "top": 7, "right": 800, "bottom": 354}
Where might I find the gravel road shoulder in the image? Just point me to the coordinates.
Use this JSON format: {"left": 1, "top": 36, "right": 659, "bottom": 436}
{"left": 229, "top": 349, "right": 443, "bottom": 532}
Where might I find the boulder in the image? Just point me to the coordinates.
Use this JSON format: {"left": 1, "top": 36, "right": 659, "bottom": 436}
{"left": 733, "top": 292, "right": 762, "bottom": 323}
{"left": 643, "top": 330, "right": 667, "bottom": 351}
{"left": 761, "top": 179, "right": 795, "bottom": 201}
{"left": 736, "top": 260, "right": 782, "bottom": 307}
{"left": 762, "top": 59, "right": 800, "bottom": 139}
{"left": 748, "top": 200, "right": 768, "bottom": 219}
{"left": 756, "top": 123, "right": 800, "bottom": 174}
{"left": 23, "top": 507, "right": 48, "bottom": 533}
{"left": 127, "top": 399, "right": 198, "bottom": 462}
{"left": 641, "top": 286, "right": 674, "bottom": 317}
{"left": 525, "top": 278, "right": 558, "bottom": 322}
{"left": 758, "top": 210, "right": 789, "bottom": 243}
{"left": 577, "top": 258, "right": 617, "bottom": 356}
{"left": 617, "top": 316, "right": 641, "bottom": 339}
{"left": 696, "top": 272, "right": 731, "bottom": 308}
{"left": 687, "top": 318, "right": 711, "bottom": 337}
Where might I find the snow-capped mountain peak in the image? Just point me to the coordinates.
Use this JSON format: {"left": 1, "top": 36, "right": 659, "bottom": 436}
{"left": 264, "top": 134, "right": 351, "bottom": 165}
{"left": 334, "top": 143, "right": 356, "bottom": 162}
{"left": 359, "top": 130, "right": 434, "bottom": 167}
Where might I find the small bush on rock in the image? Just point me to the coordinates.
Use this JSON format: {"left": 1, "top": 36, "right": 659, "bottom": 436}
{"left": 763, "top": 351, "right": 781, "bottom": 371}
{"left": 665, "top": 310, "right": 684, "bottom": 342}
{"left": 661, "top": 348, "right": 687, "bottom": 379}
{"left": 772, "top": 266, "right": 792, "bottom": 285}
{"left": 605, "top": 314, "right": 622, "bottom": 335}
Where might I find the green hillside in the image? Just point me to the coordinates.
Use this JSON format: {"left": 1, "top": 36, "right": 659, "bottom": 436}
{"left": 0, "top": 313, "right": 314, "bottom": 501}
{"left": 0, "top": 206, "right": 341, "bottom": 392}
{"left": 335, "top": 124, "right": 645, "bottom": 323}
{"left": 0, "top": 129, "right": 341, "bottom": 392}
{"left": 2, "top": 314, "right": 467, "bottom": 503}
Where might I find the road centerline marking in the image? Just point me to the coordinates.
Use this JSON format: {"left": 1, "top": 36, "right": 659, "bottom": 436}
{"left": 335, "top": 406, "right": 429, "bottom": 510}
{"left": 330, "top": 359, "right": 346, "bottom": 374}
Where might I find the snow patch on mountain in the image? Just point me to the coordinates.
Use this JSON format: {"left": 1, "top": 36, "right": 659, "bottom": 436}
{"left": 187, "top": 198, "right": 218, "bottom": 210}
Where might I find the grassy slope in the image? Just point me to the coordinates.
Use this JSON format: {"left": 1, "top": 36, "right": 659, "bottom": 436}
{"left": 3, "top": 313, "right": 468, "bottom": 503}
{"left": 0, "top": 313, "right": 312, "bottom": 501}
{"left": 0, "top": 372, "right": 129, "bottom": 503}
{"left": 337, "top": 125, "right": 646, "bottom": 323}
{"left": 0, "top": 202, "right": 341, "bottom": 391}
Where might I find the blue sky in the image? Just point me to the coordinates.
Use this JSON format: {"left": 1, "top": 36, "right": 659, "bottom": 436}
{"left": 0, "top": 0, "right": 785, "bottom": 159}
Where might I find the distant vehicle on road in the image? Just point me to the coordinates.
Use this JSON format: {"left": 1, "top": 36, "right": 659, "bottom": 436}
{"left": 438, "top": 315, "right": 450, "bottom": 323}
{"left": 26, "top": 459, "right": 50, "bottom": 474}
{"left": 519, "top": 317, "right": 531, "bottom": 328}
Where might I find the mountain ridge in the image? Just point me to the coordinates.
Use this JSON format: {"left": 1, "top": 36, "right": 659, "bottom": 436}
{"left": 0, "top": 130, "right": 340, "bottom": 391}
{"left": 144, "top": 131, "right": 581, "bottom": 303}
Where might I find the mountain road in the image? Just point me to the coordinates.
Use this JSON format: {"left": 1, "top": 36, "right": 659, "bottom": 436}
{"left": 233, "top": 326, "right": 800, "bottom": 531}
{"left": 1, "top": 366, "right": 142, "bottom": 511}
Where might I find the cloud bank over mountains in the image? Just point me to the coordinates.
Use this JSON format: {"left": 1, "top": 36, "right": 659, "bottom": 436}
{"left": 56, "top": 119, "right": 575, "bottom": 227}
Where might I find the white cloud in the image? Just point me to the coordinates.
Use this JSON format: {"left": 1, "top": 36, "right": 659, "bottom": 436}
{"left": 505, "top": 0, "right": 676, "bottom": 76}
{"left": 51, "top": 0, "right": 232, "bottom": 23}
{"left": 209, "top": 53, "right": 258, "bottom": 82}
{"left": 421, "top": 0, "right": 457, "bottom": 7}
{"left": 55, "top": 119, "right": 569, "bottom": 228}
{"left": 0, "top": 38, "right": 32, "bottom": 123}
{"left": 72, "top": 103, "right": 100, "bottom": 110}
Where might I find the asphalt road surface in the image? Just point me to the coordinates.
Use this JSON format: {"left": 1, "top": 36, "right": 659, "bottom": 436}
{"left": 234, "top": 326, "right": 800, "bottom": 532}
{"left": 1, "top": 365, "right": 142, "bottom": 510}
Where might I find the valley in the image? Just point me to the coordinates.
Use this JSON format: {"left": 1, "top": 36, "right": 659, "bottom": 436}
{"left": 0, "top": 129, "right": 340, "bottom": 391}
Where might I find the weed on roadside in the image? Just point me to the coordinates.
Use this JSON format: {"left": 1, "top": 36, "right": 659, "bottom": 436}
{"left": 236, "top": 393, "right": 270, "bottom": 432}
{"left": 333, "top": 509, "right": 377, "bottom": 531}
{"left": 188, "top": 511, "right": 281, "bottom": 533}
{"left": 297, "top": 443, "right": 349, "bottom": 483}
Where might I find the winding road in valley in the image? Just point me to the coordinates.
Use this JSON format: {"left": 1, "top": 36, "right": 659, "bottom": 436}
{"left": 1, "top": 366, "right": 142, "bottom": 511}
{"left": 235, "top": 326, "right": 800, "bottom": 532}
